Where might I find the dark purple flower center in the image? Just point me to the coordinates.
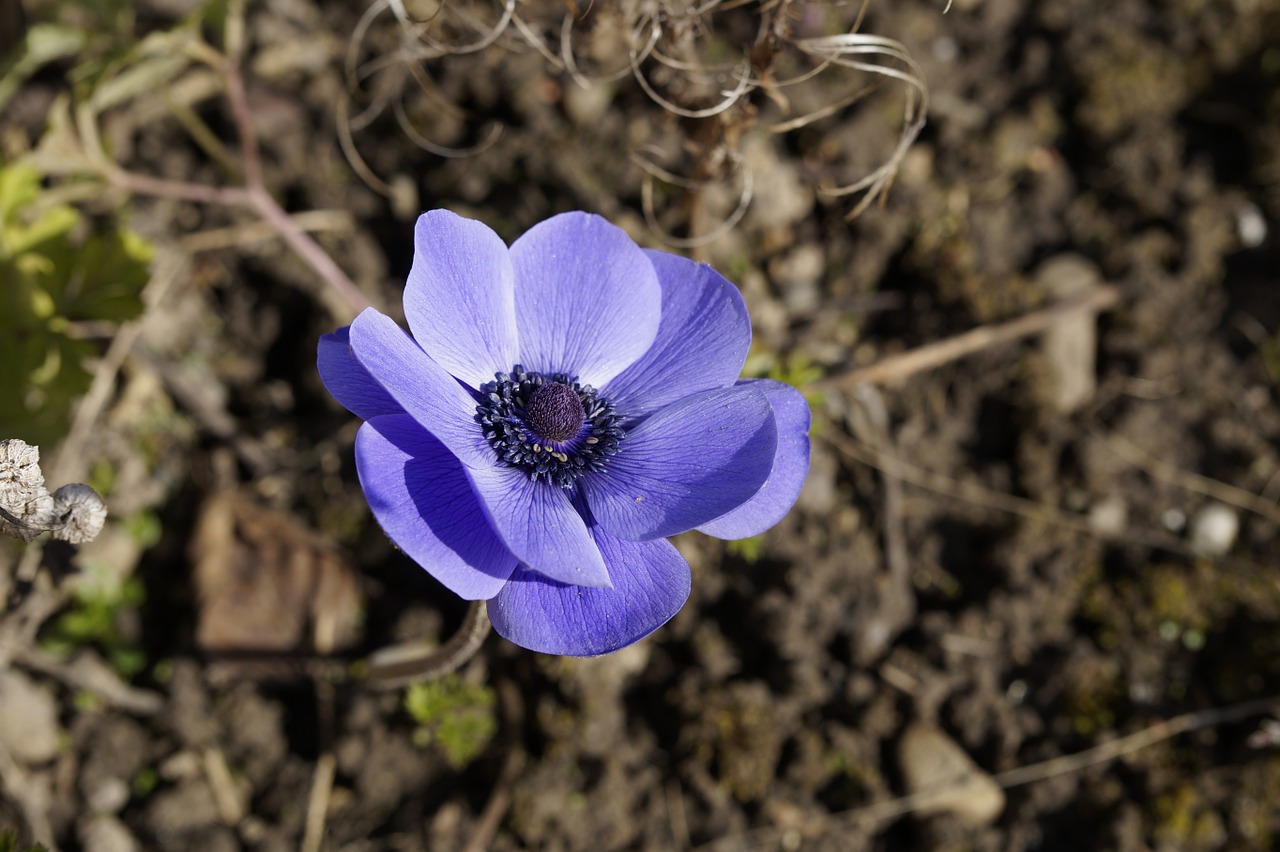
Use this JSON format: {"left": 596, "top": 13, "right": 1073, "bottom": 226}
{"left": 526, "top": 382, "right": 585, "bottom": 443}
{"left": 475, "top": 365, "right": 624, "bottom": 488}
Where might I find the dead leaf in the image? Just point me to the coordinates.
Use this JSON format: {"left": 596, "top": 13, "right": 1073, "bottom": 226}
{"left": 191, "top": 490, "right": 361, "bottom": 661}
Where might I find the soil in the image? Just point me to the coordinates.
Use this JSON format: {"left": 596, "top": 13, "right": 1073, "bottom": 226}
{"left": 2, "top": 0, "right": 1280, "bottom": 850}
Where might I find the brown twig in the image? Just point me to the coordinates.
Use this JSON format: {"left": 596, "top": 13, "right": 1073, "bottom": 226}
{"left": 246, "top": 185, "right": 371, "bottom": 319}
{"left": 1090, "top": 424, "right": 1280, "bottom": 524}
{"left": 700, "top": 693, "right": 1280, "bottom": 850}
{"left": 813, "top": 285, "right": 1120, "bottom": 391}
{"left": 846, "top": 384, "right": 915, "bottom": 658}
{"left": 992, "top": 695, "right": 1280, "bottom": 788}
{"left": 106, "top": 168, "right": 250, "bottom": 206}
{"left": 94, "top": 13, "right": 373, "bottom": 321}
{"left": 10, "top": 647, "right": 164, "bottom": 715}
{"left": 49, "top": 248, "right": 186, "bottom": 488}
{"left": 220, "top": 5, "right": 259, "bottom": 185}
{"left": 461, "top": 676, "right": 526, "bottom": 852}
{"left": 820, "top": 421, "right": 1188, "bottom": 553}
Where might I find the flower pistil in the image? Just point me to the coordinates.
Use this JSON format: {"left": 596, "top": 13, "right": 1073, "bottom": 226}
{"left": 475, "top": 365, "right": 624, "bottom": 487}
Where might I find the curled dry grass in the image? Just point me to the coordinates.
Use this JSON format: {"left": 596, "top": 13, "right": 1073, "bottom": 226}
{"left": 341, "top": 0, "right": 930, "bottom": 241}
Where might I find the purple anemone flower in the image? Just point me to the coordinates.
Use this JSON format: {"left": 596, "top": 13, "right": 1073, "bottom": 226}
{"left": 318, "top": 210, "right": 810, "bottom": 656}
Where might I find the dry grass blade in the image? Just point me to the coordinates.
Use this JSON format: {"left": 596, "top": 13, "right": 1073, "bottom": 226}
{"left": 301, "top": 752, "right": 336, "bottom": 852}
{"left": 628, "top": 20, "right": 753, "bottom": 119}
{"left": 814, "top": 285, "right": 1120, "bottom": 391}
{"left": 791, "top": 32, "right": 927, "bottom": 217}
{"left": 345, "top": 0, "right": 516, "bottom": 178}
{"left": 346, "top": 0, "right": 396, "bottom": 89}
{"left": 393, "top": 95, "right": 503, "bottom": 157}
{"left": 336, "top": 95, "right": 396, "bottom": 197}
{"left": 1090, "top": 424, "right": 1280, "bottom": 524}
{"left": 699, "top": 693, "right": 1280, "bottom": 850}
{"left": 411, "top": 0, "right": 516, "bottom": 57}
{"left": 630, "top": 57, "right": 753, "bottom": 118}
{"left": 641, "top": 170, "right": 754, "bottom": 248}
{"left": 768, "top": 80, "right": 878, "bottom": 133}
{"left": 405, "top": 60, "right": 473, "bottom": 121}
{"left": 632, "top": 147, "right": 754, "bottom": 248}
{"left": 560, "top": 10, "right": 645, "bottom": 84}
{"left": 560, "top": 11, "right": 643, "bottom": 86}
{"left": 511, "top": 11, "right": 565, "bottom": 70}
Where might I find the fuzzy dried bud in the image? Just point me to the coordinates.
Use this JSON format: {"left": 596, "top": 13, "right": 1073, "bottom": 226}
{"left": 51, "top": 483, "right": 108, "bottom": 544}
{"left": 0, "top": 438, "right": 107, "bottom": 545}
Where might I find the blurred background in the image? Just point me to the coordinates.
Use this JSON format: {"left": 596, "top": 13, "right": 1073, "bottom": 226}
{"left": 1, "top": 0, "right": 1279, "bottom": 849}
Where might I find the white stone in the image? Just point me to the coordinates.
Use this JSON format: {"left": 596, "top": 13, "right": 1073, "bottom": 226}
{"left": 899, "top": 723, "right": 1005, "bottom": 827}
{"left": 1236, "top": 202, "right": 1267, "bottom": 248}
{"left": 0, "top": 669, "right": 61, "bottom": 764}
{"left": 1190, "top": 504, "right": 1239, "bottom": 557}
{"left": 80, "top": 814, "right": 140, "bottom": 852}
{"left": 1088, "top": 496, "right": 1128, "bottom": 537}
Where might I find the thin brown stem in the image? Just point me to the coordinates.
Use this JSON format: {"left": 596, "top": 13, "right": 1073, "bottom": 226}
{"left": 107, "top": 168, "right": 250, "bottom": 206}
{"left": 221, "top": 56, "right": 263, "bottom": 191}
{"left": 698, "top": 693, "right": 1280, "bottom": 851}
{"left": 813, "top": 285, "right": 1120, "bottom": 391}
{"left": 1091, "top": 424, "right": 1280, "bottom": 524}
{"left": 247, "top": 186, "right": 372, "bottom": 317}
{"left": 993, "top": 695, "right": 1280, "bottom": 788}
{"left": 96, "top": 26, "right": 372, "bottom": 320}
{"left": 223, "top": 38, "right": 369, "bottom": 317}
{"left": 365, "top": 599, "right": 492, "bottom": 690}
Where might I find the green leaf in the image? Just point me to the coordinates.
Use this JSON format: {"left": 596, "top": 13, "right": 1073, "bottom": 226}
{"left": 83, "top": 24, "right": 200, "bottom": 111}
{"left": 52, "top": 227, "right": 153, "bottom": 322}
{"left": 0, "top": 24, "right": 88, "bottom": 113}
{"left": 0, "top": 162, "right": 40, "bottom": 220}
{"left": 0, "top": 163, "right": 81, "bottom": 260}
{"left": 0, "top": 329, "right": 94, "bottom": 444}
{"left": 90, "top": 52, "right": 193, "bottom": 112}
{"left": 0, "top": 163, "right": 152, "bottom": 445}
{"left": 404, "top": 676, "right": 497, "bottom": 767}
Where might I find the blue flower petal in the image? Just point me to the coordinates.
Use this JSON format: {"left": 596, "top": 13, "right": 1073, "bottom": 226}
{"left": 580, "top": 385, "right": 777, "bottom": 540}
{"left": 403, "top": 211, "right": 520, "bottom": 389}
{"left": 356, "top": 414, "right": 517, "bottom": 600}
{"left": 487, "top": 518, "right": 690, "bottom": 656}
{"left": 348, "top": 308, "right": 494, "bottom": 470}
{"left": 317, "top": 327, "right": 403, "bottom": 420}
{"left": 698, "top": 380, "right": 811, "bottom": 539}
{"left": 509, "top": 212, "right": 661, "bottom": 387}
{"left": 604, "top": 250, "right": 751, "bottom": 420}
{"left": 463, "top": 464, "right": 611, "bottom": 588}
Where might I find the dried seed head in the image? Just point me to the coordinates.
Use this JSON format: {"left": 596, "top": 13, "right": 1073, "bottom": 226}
{"left": 0, "top": 438, "right": 108, "bottom": 545}
{"left": 51, "top": 483, "right": 108, "bottom": 545}
{"left": 0, "top": 439, "right": 56, "bottom": 542}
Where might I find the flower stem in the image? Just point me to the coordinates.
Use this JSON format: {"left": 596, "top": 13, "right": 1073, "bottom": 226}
{"left": 365, "top": 600, "right": 492, "bottom": 690}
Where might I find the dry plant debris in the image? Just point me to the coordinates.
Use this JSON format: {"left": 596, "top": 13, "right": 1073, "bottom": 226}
{"left": 0, "top": 439, "right": 107, "bottom": 545}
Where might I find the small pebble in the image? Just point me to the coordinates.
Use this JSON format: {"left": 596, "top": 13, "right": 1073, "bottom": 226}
{"left": 87, "top": 777, "right": 132, "bottom": 814}
{"left": 932, "top": 36, "right": 958, "bottom": 62}
{"left": 1235, "top": 202, "right": 1267, "bottom": 248}
{"left": 79, "top": 814, "right": 139, "bottom": 852}
{"left": 1088, "top": 496, "right": 1128, "bottom": 537}
{"left": 0, "top": 669, "right": 61, "bottom": 764}
{"left": 898, "top": 723, "right": 1005, "bottom": 827}
{"left": 1190, "top": 504, "right": 1239, "bottom": 557}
